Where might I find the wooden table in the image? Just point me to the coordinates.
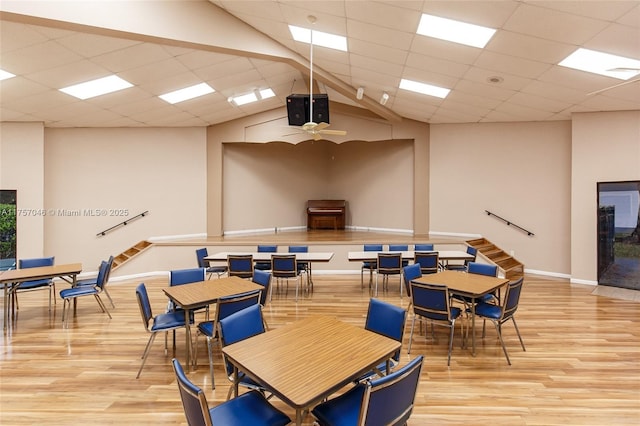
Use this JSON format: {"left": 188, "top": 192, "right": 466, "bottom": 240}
{"left": 206, "top": 251, "right": 334, "bottom": 286}
{"left": 413, "top": 270, "right": 509, "bottom": 356}
{"left": 0, "top": 263, "right": 82, "bottom": 332}
{"left": 162, "top": 276, "right": 263, "bottom": 370}
{"left": 222, "top": 315, "right": 401, "bottom": 425}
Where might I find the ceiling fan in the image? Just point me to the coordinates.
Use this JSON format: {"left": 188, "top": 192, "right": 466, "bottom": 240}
{"left": 287, "top": 16, "right": 347, "bottom": 141}
{"left": 586, "top": 67, "right": 640, "bottom": 96}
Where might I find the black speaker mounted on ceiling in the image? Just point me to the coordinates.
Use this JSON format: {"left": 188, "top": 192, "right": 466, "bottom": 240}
{"left": 286, "top": 94, "right": 329, "bottom": 126}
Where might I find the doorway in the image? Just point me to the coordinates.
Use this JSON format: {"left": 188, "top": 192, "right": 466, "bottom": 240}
{"left": 0, "top": 189, "right": 17, "bottom": 270}
{"left": 597, "top": 181, "right": 640, "bottom": 290}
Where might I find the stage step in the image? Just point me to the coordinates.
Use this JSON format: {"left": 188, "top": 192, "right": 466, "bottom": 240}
{"left": 466, "top": 237, "right": 524, "bottom": 281}
{"left": 112, "top": 240, "right": 152, "bottom": 270}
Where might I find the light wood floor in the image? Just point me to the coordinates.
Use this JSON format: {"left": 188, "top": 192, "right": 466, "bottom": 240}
{"left": 1, "top": 272, "right": 639, "bottom": 425}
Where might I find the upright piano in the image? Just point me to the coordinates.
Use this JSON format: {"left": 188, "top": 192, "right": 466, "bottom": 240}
{"left": 307, "top": 200, "right": 346, "bottom": 230}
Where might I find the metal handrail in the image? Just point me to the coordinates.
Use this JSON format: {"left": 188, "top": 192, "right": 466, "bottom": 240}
{"left": 485, "top": 210, "right": 534, "bottom": 236}
{"left": 97, "top": 211, "right": 149, "bottom": 237}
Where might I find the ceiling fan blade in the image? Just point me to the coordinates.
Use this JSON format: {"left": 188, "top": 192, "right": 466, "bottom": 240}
{"left": 318, "top": 129, "right": 347, "bottom": 136}
{"left": 587, "top": 77, "right": 640, "bottom": 96}
{"left": 314, "top": 122, "right": 330, "bottom": 131}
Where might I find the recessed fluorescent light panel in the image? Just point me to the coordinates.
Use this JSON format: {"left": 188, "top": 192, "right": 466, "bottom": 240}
{"left": 229, "top": 88, "right": 276, "bottom": 106}
{"left": 159, "top": 82, "right": 215, "bottom": 104}
{"left": 288, "top": 25, "right": 348, "bottom": 51}
{"left": 399, "top": 78, "right": 450, "bottom": 99}
{"left": 60, "top": 75, "right": 133, "bottom": 100}
{"left": 417, "top": 14, "right": 496, "bottom": 48}
{"left": 559, "top": 48, "right": 640, "bottom": 80}
{"left": 0, "top": 69, "right": 16, "bottom": 81}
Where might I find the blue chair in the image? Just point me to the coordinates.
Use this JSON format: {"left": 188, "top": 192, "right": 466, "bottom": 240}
{"left": 74, "top": 255, "right": 115, "bottom": 308}
{"left": 446, "top": 245, "right": 477, "bottom": 271}
{"left": 168, "top": 268, "right": 207, "bottom": 316}
{"left": 59, "top": 260, "right": 112, "bottom": 327}
{"left": 457, "top": 261, "right": 500, "bottom": 305}
{"left": 218, "top": 304, "right": 270, "bottom": 400}
{"left": 255, "top": 245, "right": 277, "bottom": 271}
{"left": 312, "top": 355, "right": 424, "bottom": 426}
{"left": 135, "top": 283, "right": 193, "bottom": 378}
{"left": 402, "top": 263, "right": 422, "bottom": 305}
{"left": 414, "top": 243, "right": 433, "bottom": 251}
{"left": 414, "top": 251, "right": 439, "bottom": 275}
{"left": 227, "top": 254, "right": 254, "bottom": 279}
{"left": 474, "top": 277, "right": 526, "bottom": 365}
{"left": 389, "top": 244, "right": 409, "bottom": 267}
{"left": 172, "top": 358, "right": 290, "bottom": 426}
{"left": 252, "top": 269, "right": 273, "bottom": 306}
{"left": 196, "top": 247, "right": 227, "bottom": 279}
{"left": 359, "top": 298, "right": 407, "bottom": 380}
{"left": 375, "top": 252, "right": 403, "bottom": 296}
{"left": 271, "top": 254, "right": 305, "bottom": 301}
{"left": 195, "top": 289, "right": 261, "bottom": 389}
{"left": 361, "top": 244, "right": 382, "bottom": 288}
{"left": 16, "top": 256, "right": 56, "bottom": 311}
{"left": 409, "top": 281, "right": 464, "bottom": 366}
{"left": 288, "top": 245, "right": 311, "bottom": 289}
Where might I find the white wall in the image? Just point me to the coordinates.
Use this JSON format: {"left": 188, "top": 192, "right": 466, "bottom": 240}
{"left": 430, "top": 121, "right": 572, "bottom": 276}
{"left": 571, "top": 111, "right": 640, "bottom": 284}
{"left": 0, "top": 122, "right": 46, "bottom": 259}
{"left": 42, "top": 127, "right": 208, "bottom": 268}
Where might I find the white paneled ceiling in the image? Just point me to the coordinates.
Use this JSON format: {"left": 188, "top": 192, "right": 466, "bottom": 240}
{"left": 0, "top": 0, "right": 638, "bottom": 128}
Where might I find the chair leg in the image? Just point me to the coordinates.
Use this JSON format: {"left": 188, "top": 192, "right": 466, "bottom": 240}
{"left": 94, "top": 295, "right": 112, "bottom": 319}
{"left": 491, "top": 320, "right": 511, "bottom": 365}
{"left": 408, "top": 315, "right": 417, "bottom": 353}
{"left": 61, "top": 298, "right": 70, "bottom": 327}
{"left": 206, "top": 336, "right": 215, "bottom": 389}
{"left": 137, "top": 333, "right": 158, "bottom": 378}
{"left": 103, "top": 288, "right": 116, "bottom": 308}
{"left": 511, "top": 317, "right": 526, "bottom": 351}
{"left": 447, "top": 321, "right": 456, "bottom": 366}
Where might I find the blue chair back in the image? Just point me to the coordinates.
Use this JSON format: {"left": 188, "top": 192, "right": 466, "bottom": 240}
{"left": 402, "top": 263, "right": 422, "bottom": 297}
{"left": 18, "top": 256, "right": 55, "bottom": 288}
{"left": 257, "top": 245, "right": 277, "bottom": 253}
{"left": 288, "top": 245, "right": 308, "bottom": 253}
{"left": 365, "top": 299, "right": 406, "bottom": 362}
{"left": 228, "top": 254, "right": 254, "bottom": 278}
{"left": 135, "top": 283, "right": 154, "bottom": 331}
{"left": 365, "top": 355, "right": 424, "bottom": 425}
{"left": 170, "top": 268, "right": 205, "bottom": 286}
{"left": 503, "top": 278, "right": 524, "bottom": 319}
{"left": 467, "top": 262, "right": 498, "bottom": 277}
{"left": 377, "top": 252, "right": 402, "bottom": 272}
{"left": 414, "top": 243, "right": 433, "bottom": 251}
{"left": 388, "top": 244, "right": 408, "bottom": 251}
{"left": 411, "top": 281, "right": 453, "bottom": 322}
{"left": 217, "top": 290, "right": 261, "bottom": 323}
{"left": 218, "top": 304, "right": 266, "bottom": 376}
{"left": 195, "top": 248, "right": 209, "bottom": 268}
{"left": 271, "top": 254, "right": 297, "bottom": 278}
{"left": 172, "top": 358, "right": 211, "bottom": 426}
{"left": 364, "top": 244, "right": 383, "bottom": 252}
{"left": 414, "top": 251, "right": 439, "bottom": 274}
{"left": 96, "top": 260, "right": 109, "bottom": 290}
{"left": 19, "top": 256, "right": 55, "bottom": 269}
{"left": 252, "top": 270, "right": 272, "bottom": 306}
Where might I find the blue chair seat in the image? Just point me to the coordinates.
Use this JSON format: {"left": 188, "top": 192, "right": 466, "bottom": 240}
{"left": 17, "top": 278, "right": 52, "bottom": 290}
{"left": 473, "top": 302, "right": 501, "bottom": 319}
{"left": 151, "top": 310, "right": 193, "bottom": 332}
{"left": 209, "top": 390, "right": 290, "bottom": 425}
{"left": 312, "top": 384, "right": 366, "bottom": 426}
{"left": 60, "top": 286, "right": 98, "bottom": 298}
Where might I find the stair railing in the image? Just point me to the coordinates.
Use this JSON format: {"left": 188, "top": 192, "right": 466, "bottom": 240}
{"left": 485, "top": 210, "right": 534, "bottom": 236}
{"left": 97, "top": 211, "right": 149, "bottom": 237}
